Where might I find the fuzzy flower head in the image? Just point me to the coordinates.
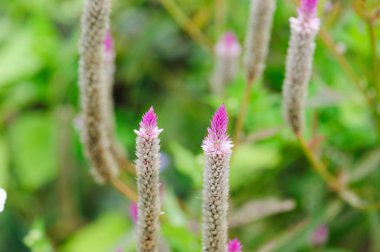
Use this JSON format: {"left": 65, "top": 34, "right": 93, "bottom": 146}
{"left": 202, "top": 104, "right": 233, "bottom": 154}
{"left": 103, "top": 31, "right": 114, "bottom": 54}
{"left": 134, "top": 107, "right": 163, "bottom": 138}
{"left": 228, "top": 239, "right": 243, "bottom": 252}
{"left": 299, "top": 0, "right": 319, "bottom": 19}
{"left": 0, "top": 188, "right": 7, "bottom": 213}
{"left": 215, "top": 32, "right": 241, "bottom": 58}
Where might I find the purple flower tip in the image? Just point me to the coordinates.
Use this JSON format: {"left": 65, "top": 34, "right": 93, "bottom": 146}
{"left": 129, "top": 202, "right": 138, "bottom": 224}
{"left": 103, "top": 31, "right": 114, "bottom": 53}
{"left": 141, "top": 107, "right": 157, "bottom": 129}
{"left": 202, "top": 104, "right": 233, "bottom": 154}
{"left": 299, "top": 0, "right": 319, "bottom": 18}
{"left": 135, "top": 107, "right": 163, "bottom": 138}
{"left": 215, "top": 32, "right": 241, "bottom": 57}
{"left": 228, "top": 239, "right": 243, "bottom": 252}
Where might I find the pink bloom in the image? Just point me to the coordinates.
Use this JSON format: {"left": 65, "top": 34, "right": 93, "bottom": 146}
{"left": 103, "top": 31, "right": 114, "bottom": 53}
{"left": 202, "top": 104, "right": 233, "bottom": 154}
{"left": 134, "top": 107, "right": 163, "bottom": 138}
{"left": 129, "top": 202, "right": 138, "bottom": 223}
{"left": 299, "top": 0, "right": 319, "bottom": 19}
{"left": 228, "top": 239, "right": 243, "bottom": 252}
{"left": 215, "top": 32, "right": 241, "bottom": 58}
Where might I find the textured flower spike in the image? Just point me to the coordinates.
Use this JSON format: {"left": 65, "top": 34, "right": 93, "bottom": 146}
{"left": 244, "top": 0, "right": 276, "bottom": 82}
{"left": 102, "top": 30, "right": 127, "bottom": 172}
{"left": 228, "top": 239, "right": 243, "bottom": 252}
{"left": 78, "top": 0, "right": 119, "bottom": 182}
{"left": 135, "top": 107, "right": 162, "bottom": 252}
{"left": 282, "top": 0, "right": 320, "bottom": 133}
{"left": 211, "top": 32, "right": 241, "bottom": 96}
{"left": 201, "top": 104, "right": 233, "bottom": 252}
{"left": 0, "top": 188, "right": 6, "bottom": 213}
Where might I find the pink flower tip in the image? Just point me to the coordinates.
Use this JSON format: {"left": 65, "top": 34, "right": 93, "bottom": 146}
{"left": 228, "top": 238, "right": 243, "bottom": 252}
{"left": 299, "top": 0, "right": 319, "bottom": 18}
{"left": 134, "top": 107, "right": 163, "bottom": 138}
{"left": 202, "top": 104, "right": 233, "bottom": 154}
{"left": 129, "top": 202, "right": 138, "bottom": 224}
{"left": 215, "top": 32, "right": 241, "bottom": 58}
{"left": 103, "top": 31, "right": 114, "bottom": 53}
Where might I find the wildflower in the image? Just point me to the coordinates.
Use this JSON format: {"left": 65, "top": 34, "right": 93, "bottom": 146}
{"left": 228, "top": 239, "right": 243, "bottom": 252}
{"left": 134, "top": 107, "right": 162, "bottom": 252}
{"left": 282, "top": 0, "right": 320, "bottom": 133}
{"left": 0, "top": 188, "right": 6, "bottom": 213}
{"left": 201, "top": 104, "right": 233, "bottom": 252}
{"left": 79, "top": 0, "right": 119, "bottom": 181}
{"left": 244, "top": 0, "right": 276, "bottom": 82}
{"left": 211, "top": 32, "right": 241, "bottom": 96}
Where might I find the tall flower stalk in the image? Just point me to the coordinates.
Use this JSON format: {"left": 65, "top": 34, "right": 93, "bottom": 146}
{"left": 134, "top": 107, "right": 163, "bottom": 252}
{"left": 78, "top": 0, "right": 119, "bottom": 181}
{"left": 234, "top": 0, "right": 276, "bottom": 143}
{"left": 211, "top": 32, "right": 241, "bottom": 96}
{"left": 202, "top": 104, "right": 233, "bottom": 252}
{"left": 282, "top": 0, "right": 320, "bottom": 134}
{"left": 244, "top": 0, "right": 276, "bottom": 82}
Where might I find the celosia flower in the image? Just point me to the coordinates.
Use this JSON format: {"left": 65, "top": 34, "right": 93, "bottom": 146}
{"left": 129, "top": 202, "right": 138, "bottom": 224}
{"left": 201, "top": 104, "right": 233, "bottom": 252}
{"left": 0, "top": 188, "right": 6, "bottom": 213}
{"left": 228, "top": 239, "right": 243, "bottom": 252}
{"left": 211, "top": 32, "right": 241, "bottom": 96}
{"left": 282, "top": 0, "right": 320, "bottom": 133}
{"left": 134, "top": 107, "right": 162, "bottom": 252}
{"left": 79, "top": 0, "right": 119, "bottom": 181}
{"left": 244, "top": 0, "right": 276, "bottom": 82}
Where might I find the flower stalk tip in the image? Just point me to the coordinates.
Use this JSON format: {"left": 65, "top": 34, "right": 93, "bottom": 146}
{"left": 135, "top": 107, "right": 163, "bottom": 138}
{"left": 299, "top": 0, "right": 319, "bottom": 19}
{"left": 202, "top": 104, "right": 233, "bottom": 154}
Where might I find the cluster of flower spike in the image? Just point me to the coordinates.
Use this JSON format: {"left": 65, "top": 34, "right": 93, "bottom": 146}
{"left": 77, "top": 0, "right": 322, "bottom": 251}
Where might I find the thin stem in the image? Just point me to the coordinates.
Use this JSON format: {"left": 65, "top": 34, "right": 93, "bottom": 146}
{"left": 233, "top": 77, "right": 255, "bottom": 146}
{"left": 319, "top": 28, "right": 373, "bottom": 105}
{"left": 367, "top": 21, "right": 380, "bottom": 99}
{"left": 111, "top": 177, "right": 138, "bottom": 202}
{"left": 160, "top": 0, "right": 213, "bottom": 53}
{"left": 215, "top": 0, "right": 226, "bottom": 37}
{"left": 295, "top": 133, "right": 373, "bottom": 210}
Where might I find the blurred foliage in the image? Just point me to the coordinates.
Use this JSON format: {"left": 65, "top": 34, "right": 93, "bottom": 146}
{"left": 0, "top": 0, "right": 380, "bottom": 251}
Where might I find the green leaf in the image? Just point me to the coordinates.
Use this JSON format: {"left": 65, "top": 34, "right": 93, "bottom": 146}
{"left": 162, "top": 224, "right": 201, "bottom": 252}
{"left": 230, "top": 144, "right": 281, "bottom": 190}
{"left": 169, "top": 141, "right": 203, "bottom": 188}
{"left": 59, "top": 212, "right": 130, "bottom": 252}
{"left": 8, "top": 112, "right": 58, "bottom": 191}
{"left": 23, "top": 219, "right": 54, "bottom": 252}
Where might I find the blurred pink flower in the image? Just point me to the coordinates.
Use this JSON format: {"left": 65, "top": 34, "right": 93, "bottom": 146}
{"left": 129, "top": 202, "right": 138, "bottom": 224}
{"left": 228, "top": 238, "right": 243, "bottom": 252}
{"left": 215, "top": 32, "right": 241, "bottom": 58}
{"left": 310, "top": 224, "right": 329, "bottom": 247}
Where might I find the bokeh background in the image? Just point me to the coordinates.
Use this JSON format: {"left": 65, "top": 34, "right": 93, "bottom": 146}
{"left": 1, "top": 0, "right": 380, "bottom": 251}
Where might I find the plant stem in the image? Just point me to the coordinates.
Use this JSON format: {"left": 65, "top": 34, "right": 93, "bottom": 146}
{"left": 367, "top": 21, "right": 380, "bottom": 97}
{"left": 233, "top": 77, "right": 255, "bottom": 145}
{"left": 215, "top": 0, "right": 226, "bottom": 37}
{"left": 111, "top": 177, "right": 138, "bottom": 202}
{"left": 160, "top": 0, "right": 213, "bottom": 53}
